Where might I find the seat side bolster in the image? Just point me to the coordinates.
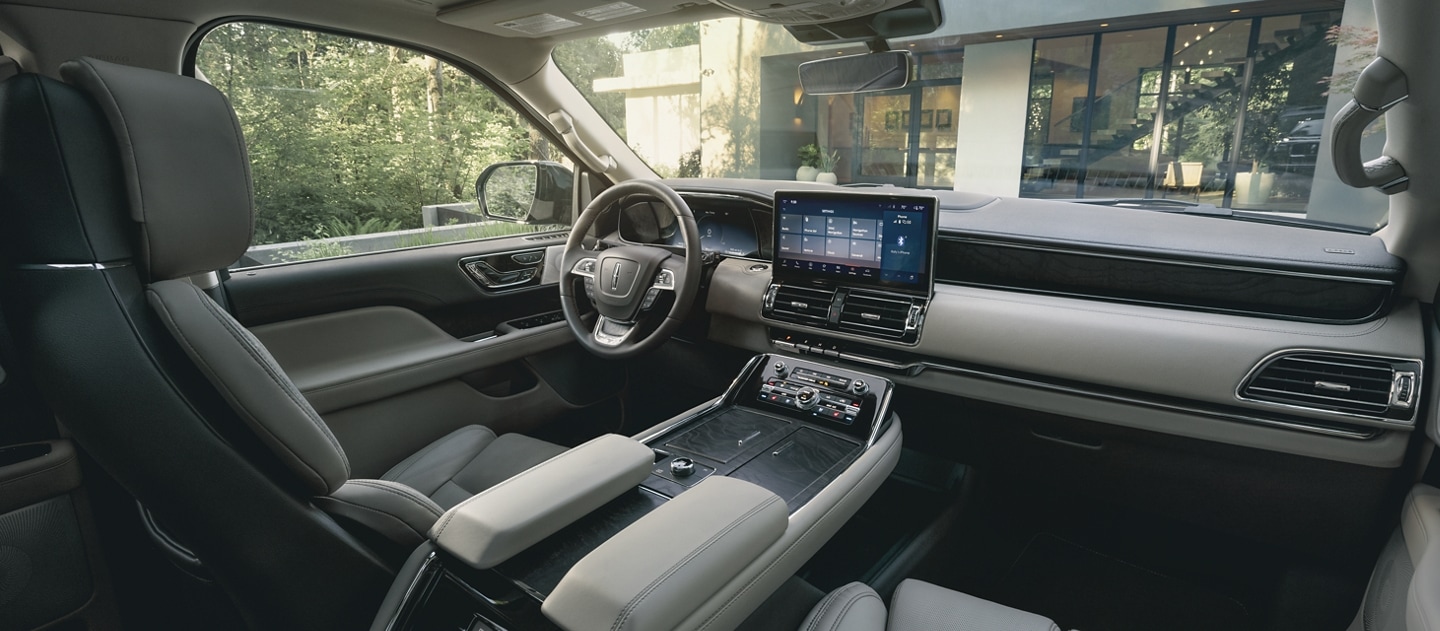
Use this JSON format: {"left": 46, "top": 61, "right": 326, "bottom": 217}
{"left": 148, "top": 279, "right": 349, "bottom": 494}
{"left": 800, "top": 582, "right": 887, "bottom": 631}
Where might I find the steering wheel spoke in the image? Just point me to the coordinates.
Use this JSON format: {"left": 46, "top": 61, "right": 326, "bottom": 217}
{"left": 592, "top": 315, "right": 639, "bottom": 347}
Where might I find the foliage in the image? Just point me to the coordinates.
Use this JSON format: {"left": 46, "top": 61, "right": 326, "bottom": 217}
{"left": 678, "top": 148, "right": 703, "bottom": 178}
{"left": 397, "top": 222, "right": 547, "bottom": 248}
{"left": 626, "top": 24, "right": 700, "bottom": 52}
{"left": 797, "top": 143, "right": 820, "bottom": 168}
{"left": 1321, "top": 25, "right": 1378, "bottom": 98}
{"left": 197, "top": 23, "right": 540, "bottom": 246}
{"left": 552, "top": 37, "right": 626, "bottom": 135}
{"left": 816, "top": 148, "right": 840, "bottom": 173}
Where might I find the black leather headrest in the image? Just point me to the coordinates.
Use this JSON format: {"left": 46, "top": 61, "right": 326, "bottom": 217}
{"left": 0, "top": 72, "right": 134, "bottom": 266}
{"left": 60, "top": 57, "right": 254, "bottom": 281}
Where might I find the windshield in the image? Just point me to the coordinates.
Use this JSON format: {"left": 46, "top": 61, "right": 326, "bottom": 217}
{"left": 553, "top": 2, "right": 1391, "bottom": 232}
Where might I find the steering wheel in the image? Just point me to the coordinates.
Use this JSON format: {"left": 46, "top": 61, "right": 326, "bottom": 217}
{"left": 559, "top": 180, "right": 702, "bottom": 359}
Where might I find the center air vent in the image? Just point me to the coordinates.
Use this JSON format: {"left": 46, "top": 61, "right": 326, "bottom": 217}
{"left": 838, "top": 292, "right": 921, "bottom": 340}
{"left": 1239, "top": 352, "right": 1421, "bottom": 423}
{"left": 764, "top": 285, "right": 836, "bottom": 324}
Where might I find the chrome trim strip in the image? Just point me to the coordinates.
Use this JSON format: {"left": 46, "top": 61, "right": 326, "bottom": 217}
{"left": 938, "top": 235, "right": 1398, "bottom": 286}
{"left": 16, "top": 261, "right": 133, "bottom": 270}
{"left": 383, "top": 551, "right": 439, "bottom": 631}
{"left": 1234, "top": 348, "right": 1423, "bottom": 427}
{"left": 631, "top": 355, "right": 767, "bottom": 445}
{"left": 456, "top": 247, "right": 549, "bottom": 291}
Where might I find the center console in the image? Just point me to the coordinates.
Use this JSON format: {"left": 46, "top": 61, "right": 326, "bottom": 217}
{"left": 370, "top": 353, "right": 901, "bottom": 631}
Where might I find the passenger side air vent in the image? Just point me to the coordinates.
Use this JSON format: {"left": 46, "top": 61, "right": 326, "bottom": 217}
{"left": 838, "top": 291, "right": 921, "bottom": 340}
{"left": 1239, "top": 352, "right": 1421, "bottom": 423}
{"left": 764, "top": 285, "right": 836, "bottom": 324}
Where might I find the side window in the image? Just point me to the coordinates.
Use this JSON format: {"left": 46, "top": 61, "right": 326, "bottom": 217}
{"left": 195, "top": 23, "right": 573, "bottom": 267}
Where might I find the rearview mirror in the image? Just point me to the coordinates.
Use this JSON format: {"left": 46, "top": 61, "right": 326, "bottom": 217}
{"left": 476, "top": 161, "right": 574, "bottom": 224}
{"left": 799, "top": 51, "right": 911, "bottom": 96}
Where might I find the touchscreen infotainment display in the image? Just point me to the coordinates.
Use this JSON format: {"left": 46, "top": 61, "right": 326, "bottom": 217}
{"left": 772, "top": 190, "right": 938, "bottom": 295}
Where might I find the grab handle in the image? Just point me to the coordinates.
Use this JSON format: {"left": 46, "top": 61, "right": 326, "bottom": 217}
{"left": 1331, "top": 57, "right": 1409, "bottom": 194}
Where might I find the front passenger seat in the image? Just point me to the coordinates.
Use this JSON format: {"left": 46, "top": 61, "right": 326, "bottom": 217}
{"left": 804, "top": 580, "right": 1068, "bottom": 631}
{"left": 0, "top": 58, "right": 562, "bottom": 627}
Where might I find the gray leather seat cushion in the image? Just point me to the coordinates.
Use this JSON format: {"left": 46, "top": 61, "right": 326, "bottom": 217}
{"left": 803, "top": 579, "right": 1063, "bottom": 631}
{"left": 381, "top": 425, "right": 567, "bottom": 509}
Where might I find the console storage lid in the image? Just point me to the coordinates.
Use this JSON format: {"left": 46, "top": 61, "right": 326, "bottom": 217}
{"left": 542, "top": 476, "right": 787, "bottom": 631}
{"left": 429, "top": 433, "right": 652, "bottom": 569}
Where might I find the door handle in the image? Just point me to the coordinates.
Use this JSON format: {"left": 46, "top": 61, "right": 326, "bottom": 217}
{"left": 1330, "top": 57, "right": 1409, "bottom": 194}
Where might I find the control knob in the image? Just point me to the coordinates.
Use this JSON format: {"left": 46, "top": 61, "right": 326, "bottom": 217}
{"left": 773, "top": 361, "right": 788, "bottom": 377}
{"left": 851, "top": 379, "right": 870, "bottom": 395}
{"left": 670, "top": 457, "right": 696, "bottom": 478}
{"left": 795, "top": 387, "right": 819, "bottom": 410}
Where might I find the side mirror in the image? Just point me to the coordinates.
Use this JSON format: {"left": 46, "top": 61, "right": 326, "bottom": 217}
{"left": 476, "top": 161, "right": 574, "bottom": 224}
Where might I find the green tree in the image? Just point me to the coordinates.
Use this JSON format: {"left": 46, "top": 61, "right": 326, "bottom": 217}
{"left": 198, "top": 23, "right": 538, "bottom": 246}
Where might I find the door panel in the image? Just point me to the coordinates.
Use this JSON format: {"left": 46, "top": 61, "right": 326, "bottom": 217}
{"left": 234, "top": 234, "right": 624, "bottom": 473}
{"left": 227, "top": 233, "right": 566, "bottom": 330}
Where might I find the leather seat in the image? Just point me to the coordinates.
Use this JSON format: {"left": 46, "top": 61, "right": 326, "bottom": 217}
{"left": 0, "top": 58, "right": 563, "bottom": 627}
{"left": 803, "top": 579, "right": 1067, "bottom": 631}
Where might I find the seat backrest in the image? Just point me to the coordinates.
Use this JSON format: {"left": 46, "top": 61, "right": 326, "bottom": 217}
{"left": 0, "top": 59, "right": 390, "bottom": 629}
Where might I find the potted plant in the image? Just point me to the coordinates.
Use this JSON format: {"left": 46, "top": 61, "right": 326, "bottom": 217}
{"left": 1233, "top": 160, "right": 1275, "bottom": 206}
{"left": 815, "top": 148, "right": 841, "bottom": 185}
{"left": 796, "top": 144, "right": 820, "bottom": 181}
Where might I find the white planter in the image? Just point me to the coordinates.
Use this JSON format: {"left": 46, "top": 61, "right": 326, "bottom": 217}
{"left": 796, "top": 166, "right": 819, "bottom": 181}
{"left": 1233, "top": 171, "right": 1275, "bottom": 206}
{"left": 815, "top": 171, "right": 838, "bottom": 185}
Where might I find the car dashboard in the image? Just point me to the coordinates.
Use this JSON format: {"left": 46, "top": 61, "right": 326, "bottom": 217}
{"left": 628, "top": 178, "right": 1422, "bottom": 474}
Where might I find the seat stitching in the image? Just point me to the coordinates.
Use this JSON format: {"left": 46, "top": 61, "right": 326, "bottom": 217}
{"left": 151, "top": 290, "right": 330, "bottom": 489}
{"left": 315, "top": 496, "right": 424, "bottom": 541}
{"left": 1408, "top": 493, "right": 1429, "bottom": 555}
{"left": 612, "top": 495, "right": 781, "bottom": 631}
{"left": 71, "top": 58, "right": 146, "bottom": 217}
{"left": 384, "top": 426, "right": 495, "bottom": 484}
{"left": 32, "top": 76, "right": 105, "bottom": 263}
{"left": 803, "top": 586, "right": 848, "bottom": 631}
{"left": 196, "top": 289, "right": 347, "bottom": 463}
{"left": 822, "top": 591, "right": 880, "bottom": 631}
{"left": 347, "top": 479, "right": 442, "bottom": 517}
{"left": 697, "top": 436, "right": 900, "bottom": 630}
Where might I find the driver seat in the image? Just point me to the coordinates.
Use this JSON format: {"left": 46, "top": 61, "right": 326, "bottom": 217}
{"left": 0, "top": 58, "right": 562, "bottom": 626}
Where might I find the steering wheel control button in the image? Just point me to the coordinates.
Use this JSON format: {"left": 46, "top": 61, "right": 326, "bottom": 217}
{"left": 572, "top": 257, "right": 598, "bottom": 277}
{"left": 669, "top": 457, "right": 696, "bottom": 477}
{"left": 641, "top": 288, "right": 661, "bottom": 310}
{"left": 653, "top": 269, "right": 676, "bottom": 290}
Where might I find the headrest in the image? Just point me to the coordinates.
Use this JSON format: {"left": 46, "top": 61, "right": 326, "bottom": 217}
{"left": 0, "top": 73, "right": 134, "bottom": 266}
{"left": 60, "top": 57, "right": 254, "bottom": 281}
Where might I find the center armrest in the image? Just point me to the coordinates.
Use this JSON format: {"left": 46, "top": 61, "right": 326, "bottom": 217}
{"left": 542, "top": 476, "right": 788, "bottom": 631}
{"left": 429, "top": 433, "right": 653, "bottom": 569}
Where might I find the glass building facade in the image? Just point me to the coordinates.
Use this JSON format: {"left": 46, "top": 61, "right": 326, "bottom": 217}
{"left": 1019, "top": 11, "right": 1343, "bottom": 211}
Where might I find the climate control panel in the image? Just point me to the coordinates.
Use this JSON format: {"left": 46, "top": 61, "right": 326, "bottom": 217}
{"left": 740, "top": 355, "right": 892, "bottom": 440}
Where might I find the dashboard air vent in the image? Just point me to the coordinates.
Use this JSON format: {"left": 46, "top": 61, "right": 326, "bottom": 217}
{"left": 765, "top": 285, "right": 835, "bottom": 324}
{"left": 838, "top": 292, "right": 919, "bottom": 339}
{"left": 1239, "top": 352, "right": 1420, "bottom": 422}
